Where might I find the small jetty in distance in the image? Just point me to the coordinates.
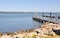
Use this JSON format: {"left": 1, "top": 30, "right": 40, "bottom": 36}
{"left": 32, "top": 12, "right": 60, "bottom": 24}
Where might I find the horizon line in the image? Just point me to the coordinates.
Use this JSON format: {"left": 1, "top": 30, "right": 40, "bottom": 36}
{"left": 0, "top": 11, "right": 60, "bottom": 13}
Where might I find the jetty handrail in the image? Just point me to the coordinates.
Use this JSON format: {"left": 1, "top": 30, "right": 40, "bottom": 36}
{"left": 33, "top": 16, "right": 59, "bottom": 23}
{"left": 33, "top": 12, "right": 59, "bottom": 23}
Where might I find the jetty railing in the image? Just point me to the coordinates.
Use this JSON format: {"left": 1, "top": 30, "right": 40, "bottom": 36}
{"left": 33, "top": 12, "right": 60, "bottom": 24}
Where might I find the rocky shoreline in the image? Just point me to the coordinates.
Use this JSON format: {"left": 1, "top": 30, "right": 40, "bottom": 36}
{"left": 0, "top": 22, "right": 60, "bottom": 38}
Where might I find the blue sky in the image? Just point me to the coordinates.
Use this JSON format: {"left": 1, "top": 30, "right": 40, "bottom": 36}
{"left": 0, "top": 0, "right": 60, "bottom": 12}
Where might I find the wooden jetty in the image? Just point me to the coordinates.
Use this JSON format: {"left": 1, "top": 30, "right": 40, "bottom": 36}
{"left": 33, "top": 12, "right": 60, "bottom": 24}
{"left": 32, "top": 16, "right": 59, "bottom": 24}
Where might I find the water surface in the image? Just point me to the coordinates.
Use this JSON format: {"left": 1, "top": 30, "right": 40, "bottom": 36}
{"left": 0, "top": 13, "right": 41, "bottom": 33}
{"left": 0, "top": 12, "right": 60, "bottom": 33}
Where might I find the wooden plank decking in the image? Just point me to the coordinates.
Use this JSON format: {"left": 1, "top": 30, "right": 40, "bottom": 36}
{"left": 32, "top": 16, "right": 59, "bottom": 24}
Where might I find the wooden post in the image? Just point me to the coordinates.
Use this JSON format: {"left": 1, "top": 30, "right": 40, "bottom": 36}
{"left": 50, "top": 12, "right": 52, "bottom": 18}
{"left": 35, "top": 12, "right": 38, "bottom": 17}
{"left": 42, "top": 12, "right": 44, "bottom": 17}
{"left": 55, "top": 13, "right": 58, "bottom": 22}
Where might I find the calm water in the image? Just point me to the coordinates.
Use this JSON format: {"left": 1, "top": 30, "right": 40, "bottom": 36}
{"left": 0, "top": 13, "right": 41, "bottom": 33}
{"left": 0, "top": 12, "right": 60, "bottom": 33}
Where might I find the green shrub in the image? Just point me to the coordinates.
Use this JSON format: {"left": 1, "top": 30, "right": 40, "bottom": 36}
{"left": 32, "top": 34, "right": 37, "bottom": 38}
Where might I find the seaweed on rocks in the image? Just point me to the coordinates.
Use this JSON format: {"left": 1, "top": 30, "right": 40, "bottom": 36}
{"left": 52, "top": 29, "right": 60, "bottom": 35}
